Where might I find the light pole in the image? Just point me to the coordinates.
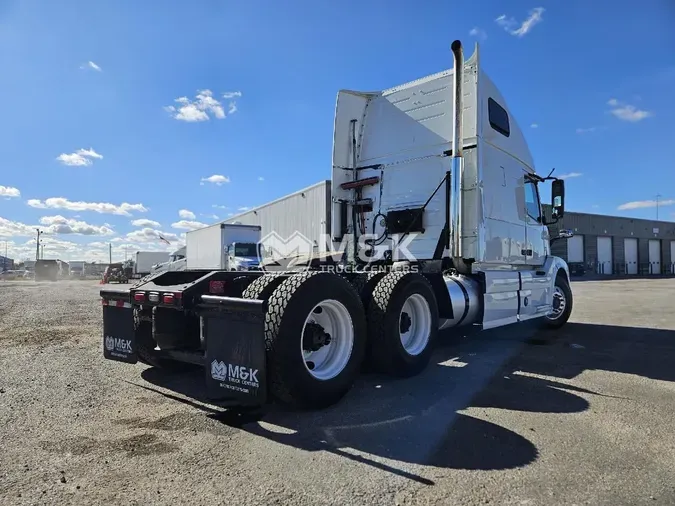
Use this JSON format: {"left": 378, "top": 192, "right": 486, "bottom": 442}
{"left": 35, "top": 229, "right": 41, "bottom": 261}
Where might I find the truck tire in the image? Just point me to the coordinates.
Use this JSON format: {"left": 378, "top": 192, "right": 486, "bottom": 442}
{"left": 349, "top": 271, "right": 386, "bottom": 311}
{"left": 264, "top": 271, "right": 367, "bottom": 409}
{"left": 543, "top": 274, "right": 573, "bottom": 329}
{"left": 367, "top": 271, "right": 439, "bottom": 377}
{"left": 242, "top": 272, "right": 288, "bottom": 301}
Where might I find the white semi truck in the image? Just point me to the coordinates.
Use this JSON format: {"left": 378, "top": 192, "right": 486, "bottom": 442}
{"left": 100, "top": 40, "right": 573, "bottom": 410}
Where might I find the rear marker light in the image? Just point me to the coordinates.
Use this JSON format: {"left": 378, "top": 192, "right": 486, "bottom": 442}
{"left": 134, "top": 292, "right": 146, "bottom": 303}
{"left": 115, "top": 300, "right": 125, "bottom": 308}
{"left": 163, "top": 294, "right": 174, "bottom": 304}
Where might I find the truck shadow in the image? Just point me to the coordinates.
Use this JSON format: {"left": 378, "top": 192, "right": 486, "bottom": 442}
{"left": 138, "top": 321, "right": 674, "bottom": 481}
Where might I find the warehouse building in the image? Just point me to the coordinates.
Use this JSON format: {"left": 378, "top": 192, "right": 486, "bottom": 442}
{"left": 223, "top": 180, "right": 332, "bottom": 252}
{"left": 224, "top": 182, "right": 675, "bottom": 276}
{"left": 545, "top": 206, "right": 675, "bottom": 276}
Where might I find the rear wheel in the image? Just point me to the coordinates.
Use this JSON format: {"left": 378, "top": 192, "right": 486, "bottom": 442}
{"left": 264, "top": 271, "right": 367, "bottom": 409}
{"left": 367, "top": 272, "right": 439, "bottom": 377}
{"left": 543, "top": 274, "right": 573, "bottom": 329}
{"left": 242, "top": 272, "right": 288, "bottom": 301}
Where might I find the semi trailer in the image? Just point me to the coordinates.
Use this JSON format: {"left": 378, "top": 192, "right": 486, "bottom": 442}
{"left": 101, "top": 40, "right": 573, "bottom": 410}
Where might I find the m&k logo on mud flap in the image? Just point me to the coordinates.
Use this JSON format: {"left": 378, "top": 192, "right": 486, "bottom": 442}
{"left": 105, "top": 335, "right": 132, "bottom": 356}
{"left": 211, "top": 359, "right": 260, "bottom": 389}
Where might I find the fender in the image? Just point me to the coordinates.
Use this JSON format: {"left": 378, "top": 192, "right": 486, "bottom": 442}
{"left": 542, "top": 255, "right": 571, "bottom": 297}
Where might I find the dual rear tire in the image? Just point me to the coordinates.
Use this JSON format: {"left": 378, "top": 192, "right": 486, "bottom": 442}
{"left": 249, "top": 271, "right": 438, "bottom": 409}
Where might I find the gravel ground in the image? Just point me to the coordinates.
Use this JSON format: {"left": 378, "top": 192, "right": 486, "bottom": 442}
{"left": 1, "top": 278, "right": 674, "bottom": 505}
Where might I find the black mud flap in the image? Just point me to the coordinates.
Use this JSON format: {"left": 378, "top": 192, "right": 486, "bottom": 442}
{"left": 201, "top": 296, "right": 267, "bottom": 406}
{"left": 102, "top": 295, "right": 137, "bottom": 364}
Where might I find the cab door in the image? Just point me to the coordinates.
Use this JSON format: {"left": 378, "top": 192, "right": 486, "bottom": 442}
{"left": 524, "top": 177, "right": 548, "bottom": 266}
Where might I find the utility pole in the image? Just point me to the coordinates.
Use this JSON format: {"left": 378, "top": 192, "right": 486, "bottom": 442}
{"left": 41, "top": 244, "right": 44, "bottom": 259}
{"left": 3, "top": 240, "right": 6, "bottom": 271}
{"left": 109, "top": 243, "right": 112, "bottom": 265}
{"left": 656, "top": 194, "right": 661, "bottom": 220}
{"left": 35, "top": 229, "right": 41, "bottom": 261}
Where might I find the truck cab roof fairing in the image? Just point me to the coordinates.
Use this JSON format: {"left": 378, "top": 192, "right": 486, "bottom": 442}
{"left": 331, "top": 43, "right": 535, "bottom": 174}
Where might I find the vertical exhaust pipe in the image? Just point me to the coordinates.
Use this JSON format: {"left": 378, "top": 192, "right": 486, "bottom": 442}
{"left": 450, "top": 39, "right": 464, "bottom": 262}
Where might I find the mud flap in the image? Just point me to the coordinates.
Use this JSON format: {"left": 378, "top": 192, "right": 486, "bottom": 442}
{"left": 102, "top": 301, "right": 137, "bottom": 364}
{"left": 202, "top": 296, "right": 267, "bottom": 405}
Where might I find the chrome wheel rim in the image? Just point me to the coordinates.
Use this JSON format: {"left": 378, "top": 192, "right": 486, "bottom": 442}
{"left": 546, "top": 286, "right": 566, "bottom": 320}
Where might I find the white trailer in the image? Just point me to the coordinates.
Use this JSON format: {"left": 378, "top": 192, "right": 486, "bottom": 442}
{"left": 133, "top": 251, "right": 171, "bottom": 277}
{"left": 186, "top": 223, "right": 262, "bottom": 271}
{"left": 101, "top": 39, "right": 574, "bottom": 411}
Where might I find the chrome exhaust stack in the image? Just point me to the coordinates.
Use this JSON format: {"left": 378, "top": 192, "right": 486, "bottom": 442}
{"left": 450, "top": 39, "right": 464, "bottom": 262}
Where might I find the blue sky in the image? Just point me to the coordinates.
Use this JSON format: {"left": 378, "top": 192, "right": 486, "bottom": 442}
{"left": 1, "top": 0, "right": 674, "bottom": 262}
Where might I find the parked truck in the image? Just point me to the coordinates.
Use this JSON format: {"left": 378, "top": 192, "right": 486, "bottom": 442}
{"left": 133, "top": 251, "right": 171, "bottom": 278}
{"left": 100, "top": 40, "right": 573, "bottom": 411}
{"left": 150, "top": 246, "right": 187, "bottom": 275}
{"left": 35, "top": 259, "right": 61, "bottom": 282}
{"left": 185, "top": 223, "right": 262, "bottom": 271}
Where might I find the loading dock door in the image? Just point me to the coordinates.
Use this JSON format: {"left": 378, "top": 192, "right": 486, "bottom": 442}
{"left": 648, "top": 239, "right": 661, "bottom": 274}
{"left": 671, "top": 241, "right": 675, "bottom": 274}
{"left": 596, "top": 236, "right": 612, "bottom": 275}
{"left": 566, "top": 235, "right": 584, "bottom": 263}
{"left": 624, "top": 238, "right": 638, "bottom": 275}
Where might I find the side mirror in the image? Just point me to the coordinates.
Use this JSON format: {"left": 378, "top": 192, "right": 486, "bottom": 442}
{"left": 551, "top": 179, "right": 565, "bottom": 218}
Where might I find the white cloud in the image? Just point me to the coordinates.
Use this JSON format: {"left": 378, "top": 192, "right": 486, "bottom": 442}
{"left": 0, "top": 185, "right": 20, "bottom": 198}
{"left": 530, "top": 123, "right": 538, "bottom": 129}
{"left": 558, "top": 172, "right": 583, "bottom": 180}
{"left": 164, "top": 89, "right": 241, "bottom": 122}
{"left": 257, "top": 176, "right": 265, "bottom": 181}
{"left": 495, "top": 8, "right": 545, "bottom": 37}
{"left": 131, "top": 218, "right": 161, "bottom": 228}
{"left": 237, "top": 206, "right": 250, "bottom": 211}
{"left": 202, "top": 213, "right": 219, "bottom": 220}
{"left": 212, "top": 204, "right": 228, "bottom": 209}
{"left": 171, "top": 220, "right": 207, "bottom": 231}
{"left": 56, "top": 148, "right": 103, "bottom": 167}
{"left": 27, "top": 197, "right": 147, "bottom": 216}
{"left": 200, "top": 174, "right": 230, "bottom": 186}
{"left": 80, "top": 61, "right": 102, "bottom": 72}
{"left": 576, "top": 127, "right": 597, "bottom": 134}
{"left": 0, "top": 215, "right": 113, "bottom": 239}
{"left": 607, "top": 98, "right": 653, "bottom": 122}
{"left": 178, "top": 209, "right": 196, "bottom": 220}
{"left": 38, "top": 215, "right": 114, "bottom": 236}
{"left": 618, "top": 199, "right": 674, "bottom": 210}
{"left": 469, "top": 27, "right": 487, "bottom": 40}
{"left": 0, "top": 217, "right": 36, "bottom": 237}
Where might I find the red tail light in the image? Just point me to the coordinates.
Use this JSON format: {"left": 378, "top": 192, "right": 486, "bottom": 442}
{"left": 134, "top": 292, "right": 146, "bottom": 303}
{"left": 162, "top": 294, "right": 174, "bottom": 304}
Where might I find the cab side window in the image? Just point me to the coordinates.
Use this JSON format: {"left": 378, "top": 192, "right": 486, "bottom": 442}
{"left": 524, "top": 180, "right": 541, "bottom": 223}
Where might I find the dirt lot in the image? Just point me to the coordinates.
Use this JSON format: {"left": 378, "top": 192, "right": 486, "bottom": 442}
{"left": 1, "top": 278, "right": 674, "bottom": 505}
